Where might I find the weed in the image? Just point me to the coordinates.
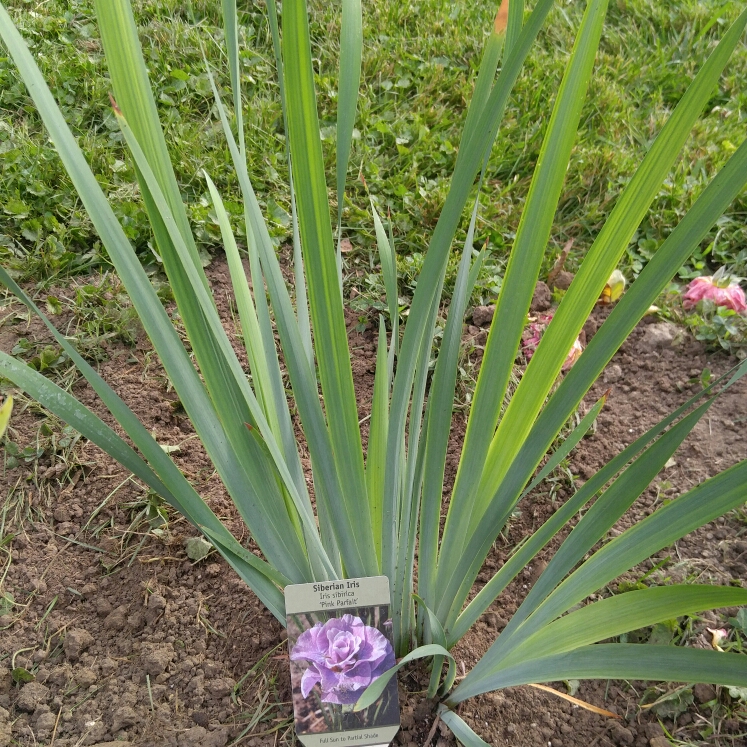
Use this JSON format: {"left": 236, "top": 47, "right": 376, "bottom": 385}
{"left": 686, "top": 300, "right": 747, "bottom": 358}
{"left": 654, "top": 287, "right": 747, "bottom": 359}
{"left": 230, "top": 641, "right": 295, "bottom": 744}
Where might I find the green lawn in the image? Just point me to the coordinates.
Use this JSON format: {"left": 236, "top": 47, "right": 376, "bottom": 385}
{"left": 1, "top": 0, "right": 746, "bottom": 300}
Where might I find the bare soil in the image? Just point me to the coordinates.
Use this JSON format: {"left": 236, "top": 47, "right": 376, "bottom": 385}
{"left": 0, "top": 260, "right": 745, "bottom": 747}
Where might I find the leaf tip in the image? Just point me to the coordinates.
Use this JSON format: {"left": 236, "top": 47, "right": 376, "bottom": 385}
{"left": 352, "top": 693, "right": 368, "bottom": 712}
{"left": 108, "top": 92, "right": 122, "bottom": 117}
{"left": 0, "top": 395, "right": 12, "bottom": 440}
{"left": 495, "top": 0, "right": 509, "bottom": 35}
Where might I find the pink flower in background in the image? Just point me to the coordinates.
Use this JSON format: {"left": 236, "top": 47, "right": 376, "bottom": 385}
{"left": 290, "top": 614, "right": 395, "bottom": 705}
{"left": 706, "top": 627, "right": 728, "bottom": 652}
{"left": 522, "top": 313, "right": 551, "bottom": 362}
{"left": 522, "top": 312, "right": 583, "bottom": 372}
{"left": 682, "top": 275, "right": 746, "bottom": 313}
{"left": 563, "top": 338, "right": 584, "bottom": 371}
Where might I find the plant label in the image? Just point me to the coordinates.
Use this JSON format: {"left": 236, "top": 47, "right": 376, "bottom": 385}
{"left": 285, "top": 575, "right": 400, "bottom": 747}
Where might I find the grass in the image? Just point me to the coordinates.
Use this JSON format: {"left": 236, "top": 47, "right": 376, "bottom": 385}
{"left": 1, "top": 0, "right": 746, "bottom": 303}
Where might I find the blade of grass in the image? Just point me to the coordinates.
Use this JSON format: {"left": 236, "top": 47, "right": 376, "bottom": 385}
{"left": 392, "top": 299, "right": 437, "bottom": 651}
{"left": 221, "top": 0, "right": 244, "bottom": 155}
{"left": 371, "top": 198, "right": 399, "bottom": 373}
{"left": 504, "top": 0, "right": 523, "bottom": 57}
{"left": 419, "top": 194, "right": 484, "bottom": 609}
{"left": 456, "top": 0, "right": 507, "bottom": 173}
{"left": 283, "top": 0, "right": 377, "bottom": 577}
{"left": 413, "top": 594, "right": 451, "bottom": 699}
{"left": 366, "top": 317, "right": 390, "bottom": 566}
{"left": 0, "top": 396, "right": 11, "bottom": 440}
{"left": 262, "top": 0, "right": 314, "bottom": 368}
{"left": 437, "top": 707, "right": 491, "bottom": 747}
{"left": 336, "top": 0, "right": 363, "bottom": 279}
{"left": 519, "top": 395, "right": 607, "bottom": 502}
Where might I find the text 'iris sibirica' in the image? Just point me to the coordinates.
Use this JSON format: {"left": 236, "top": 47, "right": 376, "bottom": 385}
{"left": 290, "top": 615, "right": 396, "bottom": 705}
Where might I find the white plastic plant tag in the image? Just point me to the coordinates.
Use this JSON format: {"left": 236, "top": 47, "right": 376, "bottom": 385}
{"left": 285, "top": 575, "right": 400, "bottom": 747}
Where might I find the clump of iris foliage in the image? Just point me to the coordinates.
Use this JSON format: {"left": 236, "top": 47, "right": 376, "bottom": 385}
{"left": 1, "top": 0, "right": 747, "bottom": 742}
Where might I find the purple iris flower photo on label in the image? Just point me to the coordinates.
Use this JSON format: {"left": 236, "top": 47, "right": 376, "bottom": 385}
{"left": 287, "top": 606, "right": 399, "bottom": 736}
{"left": 291, "top": 613, "right": 396, "bottom": 705}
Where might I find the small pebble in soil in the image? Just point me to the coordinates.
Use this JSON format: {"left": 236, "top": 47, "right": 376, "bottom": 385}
{"left": 15, "top": 682, "right": 49, "bottom": 713}
{"left": 177, "top": 725, "right": 228, "bottom": 747}
{"left": 553, "top": 271, "right": 574, "bottom": 290}
{"left": 95, "top": 597, "right": 113, "bottom": 617}
{"left": 64, "top": 628, "right": 94, "bottom": 661}
{"left": 724, "top": 718, "right": 741, "bottom": 733}
{"left": 76, "top": 668, "right": 97, "bottom": 688}
{"left": 111, "top": 705, "right": 139, "bottom": 732}
{"left": 31, "top": 650, "right": 47, "bottom": 664}
{"left": 33, "top": 707, "right": 57, "bottom": 735}
{"left": 141, "top": 644, "right": 175, "bottom": 676}
{"left": 603, "top": 364, "right": 623, "bottom": 383}
{"left": 531, "top": 281, "right": 552, "bottom": 312}
{"left": 638, "top": 322, "right": 678, "bottom": 351}
{"left": 607, "top": 722, "right": 634, "bottom": 744}
{"left": 191, "top": 710, "right": 209, "bottom": 726}
{"left": 104, "top": 605, "right": 129, "bottom": 630}
{"left": 471, "top": 305, "right": 495, "bottom": 327}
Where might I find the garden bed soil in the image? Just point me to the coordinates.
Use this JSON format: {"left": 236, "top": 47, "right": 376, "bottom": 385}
{"left": 1, "top": 260, "right": 746, "bottom": 747}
